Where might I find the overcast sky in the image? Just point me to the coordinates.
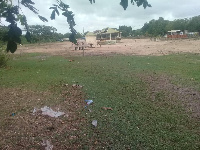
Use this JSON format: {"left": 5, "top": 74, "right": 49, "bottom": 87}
{"left": 3, "top": 0, "right": 200, "bottom": 33}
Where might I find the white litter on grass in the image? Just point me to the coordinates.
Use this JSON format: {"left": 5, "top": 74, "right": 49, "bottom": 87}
{"left": 85, "top": 100, "right": 93, "bottom": 105}
{"left": 32, "top": 107, "right": 40, "bottom": 115}
{"left": 33, "top": 108, "right": 37, "bottom": 114}
{"left": 92, "top": 120, "right": 97, "bottom": 127}
{"left": 33, "top": 106, "right": 65, "bottom": 118}
{"left": 42, "top": 139, "right": 53, "bottom": 150}
{"left": 72, "top": 84, "right": 83, "bottom": 88}
{"left": 41, "top": 106, "right": 65, "bottom": 118}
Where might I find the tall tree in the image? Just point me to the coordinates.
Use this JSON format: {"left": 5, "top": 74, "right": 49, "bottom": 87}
{"left": 119, "top": 25, "right": 132, "bottom": 37}
{"left": 141, "top": 17, "right": 170, "bottom": 37}
{"left": 27, "top": 25, "right": 57, "bottom": 43}
{"left": 172, "top": 19, "right": 188, "bottom": 31}
{"left": 140, "top": 15, "right": 200, "bottom": 37}
{"left": 187, "top": 16, "right": 200, "bottom": 32}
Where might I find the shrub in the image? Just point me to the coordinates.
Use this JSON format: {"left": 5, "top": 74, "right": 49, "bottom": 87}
{"left": 0, "top": 45, "right": 8, "bottom": 68}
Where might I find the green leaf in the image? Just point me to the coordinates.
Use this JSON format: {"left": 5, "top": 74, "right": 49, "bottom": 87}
{"left": 58, "top": 1, "right": 69, "bottom": 10}
{"left": 18, "top": 14, "right": 25, "bottom": 25}
{"left": 22, "top": 0, "right": 35, "bottom": 5}
{"left": 6, "top": 12, "right": 15, "bottom": 24}
{"left": 25, "top": 31, "right": 31, "bottom": 42}
{"left": 120, "top": 0, "right": 128, "bottom": 10}
{"left": 69, "top": 34, "right": 77, "bottom": 44}
{"left": 13, "top": 26, "right": 22, "bottom": 37}
{"left": 50, "top": 10, "right": 56, "bottom": 20}
{"left": 131, "top": 0, "right": 134, "bottom": 4}
{"left": 21, "top": 2, "right": 38, "bottom": 14}
{"left": 38, "top": 15, "right": 48, "bottom": 22}
{"left": 8, "top": 25, "right": 22, "bottom": 37}
{"left": 7, "top": 40, "right": 17, "bottom": 53}
{"left": 49, "top": 7, "right": 56, "bottom": 9}
{"left": 89, "top": 0, "right": 95, "bottom": 4}
{"left": 13, "top": 36, "right": 21, "bottom": 44}
{"left": 55, "top": 8, "right": 59, "bottom": 16}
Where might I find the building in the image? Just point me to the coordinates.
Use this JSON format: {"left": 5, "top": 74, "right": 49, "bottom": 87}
{"left": 96, "top": 28, "right": 122, "bottom": 41}
{"left": 85, "top": 32, "right": 97, "bottom": 46}
{"left": 167, "top": 30, "right": 187, "bottom": 39}
{"left": 85, "top": 28, "right": 122, "bottom": 46}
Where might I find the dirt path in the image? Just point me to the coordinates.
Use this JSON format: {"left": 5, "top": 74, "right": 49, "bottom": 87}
{"left": 16, "top": 39, "right": 200, "bottom": 56}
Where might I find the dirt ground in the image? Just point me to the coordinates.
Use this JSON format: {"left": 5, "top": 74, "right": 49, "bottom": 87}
{"left": 0, "top": 85, "right": 87, "bottom": 149}
{"left": 17, "top": 39, "right": 200, "bottom": 56}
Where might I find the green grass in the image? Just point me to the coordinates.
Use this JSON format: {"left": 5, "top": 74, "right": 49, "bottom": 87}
{"left": 0, "top": 53, "right": 200, "bottom": 149}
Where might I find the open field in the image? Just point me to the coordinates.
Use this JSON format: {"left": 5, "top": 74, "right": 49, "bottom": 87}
{"left": 16, "top": 39, "right": 200, "bottom": 56}
{"left": 1, "top": 39, "right": 200, "bottom": 149}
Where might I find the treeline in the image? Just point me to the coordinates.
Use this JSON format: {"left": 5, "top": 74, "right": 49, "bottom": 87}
{"left": 0, "top": 25, "right": 83, "bottom": 44}
{"left": 22, "top": 25, "right": 83, "bottom": 44}
{"left": 119, "top": 15, "right": 200, "bottom": 37}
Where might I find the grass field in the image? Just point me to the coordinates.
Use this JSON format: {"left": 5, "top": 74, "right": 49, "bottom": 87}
{"left": 0, "top": 53, "right": 200, "bottom": 149}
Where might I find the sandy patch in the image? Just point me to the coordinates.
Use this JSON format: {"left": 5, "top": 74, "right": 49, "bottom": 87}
{"left": 16, "top": 39, "right": 200, "bottom": 56}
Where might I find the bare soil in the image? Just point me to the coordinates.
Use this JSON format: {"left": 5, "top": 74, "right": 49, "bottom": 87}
{"left": 17, "top": 39, "right": 200, "bottom": 56}
{"left": 0, "top": 85, "right": 87, "bottom": 149}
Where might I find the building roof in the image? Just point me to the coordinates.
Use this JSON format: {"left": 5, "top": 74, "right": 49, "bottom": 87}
{"left": 168, "top": 30, "right": 181, "bottom": 33}
{"left": 85, "top": 32, "right": 97, "bottom": 36}
{"left": 86, "top": 28, "right": 120, "bottom": 36}
{"left": 101, "top": 28, "right": 119, "bottom": 34}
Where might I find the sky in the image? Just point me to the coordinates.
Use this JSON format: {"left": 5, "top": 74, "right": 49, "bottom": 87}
{"left": 2, "top": 0, "right": 200, "bottom": 34}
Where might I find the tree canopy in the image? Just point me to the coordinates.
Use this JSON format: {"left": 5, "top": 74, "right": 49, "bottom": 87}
{"left": 119, "top": 25, "right": 133, "bottom": 37}
{"left": 140, "top": 16, "right": 200, "bottom": 37}
{"left": 117, "top": 15, "right": 200, "bottom": 38}
{"left": 0, "top": 0, "right": 150, "bottom": 53}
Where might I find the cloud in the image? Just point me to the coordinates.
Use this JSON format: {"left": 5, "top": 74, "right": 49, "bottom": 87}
{"left": 2, "top": 0, "right": 200, "bottom": 33}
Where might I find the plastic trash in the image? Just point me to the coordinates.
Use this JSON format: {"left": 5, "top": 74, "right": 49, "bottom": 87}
{"left": 85, "top": 100, "right": 93, "bottom": 105}
{"left": 33, "top": 106, "right": 65, "bottom": 118}
{"left": 92, "top": 120, "right": 97, "bottom": 127}
{"left": 85, "top": 100, "right": 93, "bottom": 108}
{"left": 41, "top": 106, "right": 65, "bottom": 118}
{"left": 42, "top": 139, "right": 53, "bottom": 150}
{"left": 72, "top": 84, "right": 83, "bottom": 88}
{"left": 11, "top": 113, "right": 16, "bottom": 116}
{"left": 33, "top": 107, "right": 40, "bottom": 114}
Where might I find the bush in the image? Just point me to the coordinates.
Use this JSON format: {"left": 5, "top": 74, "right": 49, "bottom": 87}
{"left": 0, "top": 45, "right": 8, "bottom": 68}
{"left": 0, "top": 26, "right": 9, "bottom": 67}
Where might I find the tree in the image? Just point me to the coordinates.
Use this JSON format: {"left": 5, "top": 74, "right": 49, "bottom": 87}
{"left": 119, "top": 0, "right": 151, "bottom": 10}
{"left": 0, "top": 25, "right": 8, "bottom": 41}
{"left": 141, "top": 17, "right": 169, "bottom": 37}
{"left": 119, "top": 25, "right": 132, "bottom": 37}
{"left": 28, "top": 25, "right": 57, "bottom": 43}
{"left": 172, "top": 19, "right": 188, "bottom": 31}
{"left": 132, "top": 29, "right": 142, "bottom": 37}
{"left": 139, "top": 15, "right": 200, "bottom": 37}
{"left": 0, "top": 0, "right": 151, "bottom": 53}
{"left": 187, "top": 16, "right": 200, "bottom": 32}
{"left": 0, "top": 25, "right": 8, "bottom": 67}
